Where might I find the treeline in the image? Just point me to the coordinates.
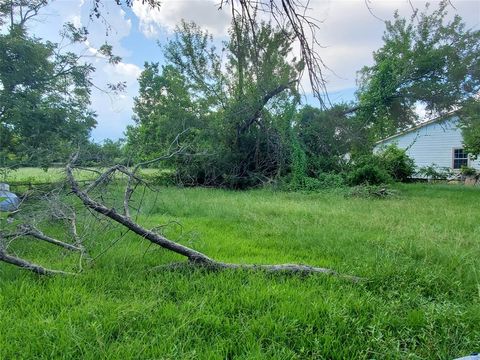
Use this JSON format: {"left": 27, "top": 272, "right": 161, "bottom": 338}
{"left": 123, "top": 3, "right": 479, "bottom": 188}
{"left": 1, "top": 1, "right": 479, "bottom": 188}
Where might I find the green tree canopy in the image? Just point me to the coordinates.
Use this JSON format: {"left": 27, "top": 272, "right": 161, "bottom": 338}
{"left": 127, "top": 20, "right": 302, "bottom": 188}
{"left": 0, "top": 1, "right": 125, "bottom": 168}
{"left": 356, "top": 1, "right": 480, "bottom": 141}
{"left": 0, "top": 2, "right": 99, "bottom": 167}
{"left": 460, "top": 100, "right": 480, "bottom": 156}
{"left": 295, "top": 104, "right": 364, "bottom": 175}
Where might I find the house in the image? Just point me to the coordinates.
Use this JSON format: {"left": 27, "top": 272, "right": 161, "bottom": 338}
{"left": 374, "top": 113, "right": 480, "bottom": 174}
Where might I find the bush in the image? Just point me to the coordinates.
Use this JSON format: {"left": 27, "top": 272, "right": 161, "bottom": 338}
{"left": 460, "top": 166, "right": 477, "bottom": 177}
{"left": 287, "top": 173, "right": 346, "bottom": 191}
{"left": 377, "top": 144, "right": 415, "bottom": 182}
{"left": 347, "top": 145, "right": 414, "bottom": 186}
{"left": 317, "top": 173, "right": 346, "bottom": 188}
{"left": 347, "top": 163, "right": 392, "bottom": 186}
{"left": 417, "top": 164, "right": 453, "bottom": 180}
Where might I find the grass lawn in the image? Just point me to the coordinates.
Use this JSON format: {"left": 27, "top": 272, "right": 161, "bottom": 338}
{"left": 0, "top": 182, "right": 479, "bottom": 359}
{"left": 2, "top": 167, "right": 161, "bottom": 185}
{"left": 2, "top": 167, "right": 96, "bottom": 183}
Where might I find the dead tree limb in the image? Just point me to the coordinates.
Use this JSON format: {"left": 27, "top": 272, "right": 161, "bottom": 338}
{"left": 0, "top": 249, "right": 74, "bottom": 276}
{"left": 154, "top": 261, "right": 360, "bottom": 282}
{"left": 4, "top": 224, "right": 83, "bottom": 252}
{"left": 219, "top": 0, "right": 330, "bottom": 107}
{"left": 67, "top": 157, "right": 212, "bottom": 263}
{"left": 84, "top": 165, "right": 124, "bottom": 193}
{"left": 0, "top": 187, "right": 89, "bottom": 275}
{"left": 66, "top": 153, "right": 363, "bottom": 281}
{"left": 35, "top": 225, "right": 80, "bottom": 251}
{"left": 0, "top": 223, "right": 83, "bottom": 275}
{"left": 44, "top": 194, "right": 90, "bottom": 255}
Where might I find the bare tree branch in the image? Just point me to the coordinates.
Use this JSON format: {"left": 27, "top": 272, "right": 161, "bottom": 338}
{"left": 2, "top": 224, "right": 82, "bottom": 252}
{"left": 219, "top": 0, "right": 330, "bottom": 108}
{"left": 66, "top": 153, "right": 363, "bottom": 281}
{"left": 0, "top": 249, "right": 74, "bottom": 275}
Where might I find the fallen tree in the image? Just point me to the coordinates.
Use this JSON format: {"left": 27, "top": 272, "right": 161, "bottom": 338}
{"left": 0, "top": 224, "right": 81, "bottom": 276}
{"left": 64, "top": 153, "right": 362, "bottom": 282}
{"left": 1, "top": 150, "right": 362, "bottom": 281}
{"left": 0, "top": 250, "right": 75, "bottom": 276}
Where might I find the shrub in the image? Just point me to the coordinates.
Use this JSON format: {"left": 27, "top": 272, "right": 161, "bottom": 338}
{"left": 460, "top": 166, "right": 477, "bottom": 177}
{"left": 287, "top": 173, "right": 346, "bottom": 191}
{"left": 347, "top": 144, "right": 414, "bottom": 186}
{"left": 417, "top": 164, "right": 453, "bottom": 180}
{"left": 347, "top": 163, "right": 392, "bottom": 186}
{"left": 377, "top": 144, "right": 415, "bottom": 182}
{"left": 317, "top": 173, "right": 346, "bottom": 188}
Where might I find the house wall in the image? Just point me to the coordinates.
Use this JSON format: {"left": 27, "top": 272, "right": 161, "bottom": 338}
{"left": 374, "top": 116, "right": 480, "bottom": 171}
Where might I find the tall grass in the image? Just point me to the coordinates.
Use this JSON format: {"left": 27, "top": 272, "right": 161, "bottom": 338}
{"left": 2, "top": 167, "right": 159, "bottom": 184}
{"left": 1, "top": 183, "right": 479, "bottom": 359}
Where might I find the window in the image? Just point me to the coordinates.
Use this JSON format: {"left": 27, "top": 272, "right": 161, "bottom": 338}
{"left": 453, "top": 148, "right": 468, "bottom": 169}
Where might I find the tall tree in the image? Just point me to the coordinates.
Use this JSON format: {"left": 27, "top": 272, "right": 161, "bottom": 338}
{"left": 356, "top": 1, "right": 480, "bottom": 141}
{"left": 126, "top": 63, "right": 204, "bottom": 161}
{"left": 0, "top": 1, "right": 121, "bottom": 167}
{"left": 128, "top": 20, "right": 302, "bottom": 188}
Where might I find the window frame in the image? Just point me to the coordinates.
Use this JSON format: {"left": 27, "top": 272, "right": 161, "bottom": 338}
{"left": 452, "top": 147, "right": 469, "bottom": 170}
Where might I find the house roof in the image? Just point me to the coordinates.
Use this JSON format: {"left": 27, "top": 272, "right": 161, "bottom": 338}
{"left": 375, "top": 109, "right": 459, "bottom": 145}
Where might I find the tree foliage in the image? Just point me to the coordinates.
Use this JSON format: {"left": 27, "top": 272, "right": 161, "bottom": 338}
{"left": 356, "top": 1, "right": 480, "bottom": 140}
{"left": 347, "top": 144, "right": 415, "bottom": 186}
{"left": 460, "top": 100, "right": 480, "bottom": 156}
{"left": 128, "top": 20, "right": 302, "bottom": 188}
{"left": 0, "top": 1, "right": 98, "bottom": 167}
{"left": 295, "top": 104, "right": 364, "bottom": 176}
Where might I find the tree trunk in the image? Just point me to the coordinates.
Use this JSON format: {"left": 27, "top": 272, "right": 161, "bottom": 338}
{"left": 0, "top": 250, "right": 74, "bottom": 276}
{"left": 65, "top": 155, "right": 363, "bottom": 282}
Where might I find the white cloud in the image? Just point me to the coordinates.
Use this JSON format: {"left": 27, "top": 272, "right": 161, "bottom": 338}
{"left": 295, "top": 0, "right": 480, "bottom": 96}
{"left": 88, "top": 61, "right": 142, "bottom": 140}
{"left": 132, "top": 0, "right": 230, "bottom": 37}
{"left": 110, "top": 62, "right": 142, "bottom": 79}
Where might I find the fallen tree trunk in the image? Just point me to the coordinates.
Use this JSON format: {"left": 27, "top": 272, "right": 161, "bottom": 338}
{"left": 66, "top": 154, "right": 363, "bottom": 282}
{"left": 2, "top": 224, "right": 82, "bottom": 252}
{"left": 154, "top": 261, "right": 361, "bottom": 282}
{"left": 0, "top": 250, "right": 74, "bottom": 276}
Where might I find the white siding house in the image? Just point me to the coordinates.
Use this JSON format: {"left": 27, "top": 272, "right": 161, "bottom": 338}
{"left": 374, "top": 115, "right": 480, "bottom": 174}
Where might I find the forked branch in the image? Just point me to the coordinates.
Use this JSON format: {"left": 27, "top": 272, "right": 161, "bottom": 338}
{"left": 0, "top": 222, "right": 85, "bottom": 275}
{"left": 66, "top": 153, "right": 363, "bottom": 281}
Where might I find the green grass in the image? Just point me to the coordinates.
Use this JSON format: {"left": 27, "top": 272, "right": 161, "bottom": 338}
{"left": 2, "top": 167, "right": 160, "bottom": 184}
{"left": 1, "top": 182, "right": 479, "bottom": 359}
{"left": 3, "top": 167, "right": 87, "bottom": 183}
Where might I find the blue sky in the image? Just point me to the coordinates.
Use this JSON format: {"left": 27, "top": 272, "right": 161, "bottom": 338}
{"left": 31, "top": 0, "right": 479, "bottom": 141}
